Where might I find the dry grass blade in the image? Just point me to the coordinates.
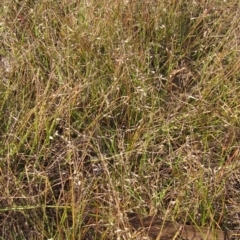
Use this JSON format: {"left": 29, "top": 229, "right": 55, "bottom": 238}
{"left": 127, "top": 212, "right": 230, "bottom": 240}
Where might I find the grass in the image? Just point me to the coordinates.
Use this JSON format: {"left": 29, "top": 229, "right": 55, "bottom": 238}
{"left": 0, "top": 0, "right": 240, "bottom": 239}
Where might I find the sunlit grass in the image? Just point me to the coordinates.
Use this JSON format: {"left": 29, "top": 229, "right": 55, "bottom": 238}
{"left": 0, "top": 0, "right": 240, "bottom": 239}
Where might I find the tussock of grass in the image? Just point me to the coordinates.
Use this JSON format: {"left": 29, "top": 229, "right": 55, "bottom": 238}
{"left": 1, "top": 0, "right": 240, "bottom": 239}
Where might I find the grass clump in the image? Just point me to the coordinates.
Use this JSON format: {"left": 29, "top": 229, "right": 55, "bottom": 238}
{"left": 0, "top": 0, "right": 240, "bottom": 239}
